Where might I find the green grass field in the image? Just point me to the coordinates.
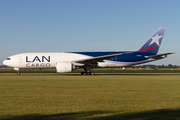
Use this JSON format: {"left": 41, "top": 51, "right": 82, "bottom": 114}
{"left": 1, "top": 75, "right": 180, "bottom": 119}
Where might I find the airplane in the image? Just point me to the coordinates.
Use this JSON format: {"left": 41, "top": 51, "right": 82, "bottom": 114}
{"left": 3, "top": 27, "right": 175, "bottom": 75}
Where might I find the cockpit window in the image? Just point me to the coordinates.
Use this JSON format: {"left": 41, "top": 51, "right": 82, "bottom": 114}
{"left": 6, "top": 58, "right": 11, "bottom": 60}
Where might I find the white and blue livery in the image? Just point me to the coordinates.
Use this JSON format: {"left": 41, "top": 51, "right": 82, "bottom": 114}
{"left": 3, "top": 27, "right": 175, "bottom": 75}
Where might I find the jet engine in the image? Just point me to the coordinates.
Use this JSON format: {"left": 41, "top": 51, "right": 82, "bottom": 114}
{"left": 56, "top": 62, "right": 75, "bottom": 73}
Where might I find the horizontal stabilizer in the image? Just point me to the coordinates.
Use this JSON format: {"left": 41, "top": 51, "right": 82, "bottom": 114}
{"left": 145, "top": 52, "right": 175, "bottom": 59}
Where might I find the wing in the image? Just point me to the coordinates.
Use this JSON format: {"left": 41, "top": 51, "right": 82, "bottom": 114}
{"left": 73, "top": 52, "right": 131, "bottom": 64}
{"left": 145, "top": 52, "right": 175, "bottom": 59}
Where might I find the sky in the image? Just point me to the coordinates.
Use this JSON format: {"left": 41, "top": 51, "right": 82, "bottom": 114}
{"left": 0, "top": 0, "right": 180, "bottom": 65}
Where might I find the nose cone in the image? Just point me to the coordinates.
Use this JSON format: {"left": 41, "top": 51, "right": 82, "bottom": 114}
{"left": 3, "top": 60, "right": 11, "bottom": 66}
{"left": 3, "top": 60, "right": 7, "bottom": 66}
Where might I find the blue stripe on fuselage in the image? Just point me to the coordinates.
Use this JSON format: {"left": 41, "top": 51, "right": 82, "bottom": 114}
{"left": 71, "top": 52, "right": 124, "bottom": 57}
{"left": 115, "top": 52, "right": 155, "bottom": 62}
{"left": 71, "top": 51, "right": 156, "bottom": 62}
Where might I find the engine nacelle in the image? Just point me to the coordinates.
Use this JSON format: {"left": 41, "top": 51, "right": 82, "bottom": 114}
{"left": 56, "top": 62, "right": 75, "bottom": 73}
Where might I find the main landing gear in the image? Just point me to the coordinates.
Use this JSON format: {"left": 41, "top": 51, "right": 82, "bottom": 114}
{"left": 81, "top": 71, "right": 95, "bottom": 75}
{"left": 81, "top": 65, "right": 95, "bottom": 75}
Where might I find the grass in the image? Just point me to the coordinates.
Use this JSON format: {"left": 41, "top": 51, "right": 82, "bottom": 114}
{"left": 1, "top": 75, "right": 180, "bottom": 119}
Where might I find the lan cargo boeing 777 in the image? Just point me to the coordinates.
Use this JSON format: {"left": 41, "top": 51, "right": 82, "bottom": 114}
{"left": 3, "top": 27, "right": 174, "bottom": 75}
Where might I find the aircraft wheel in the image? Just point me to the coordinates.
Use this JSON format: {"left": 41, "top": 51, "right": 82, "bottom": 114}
{"left": 81, "top": 72, "right": 94, "bottom": 75}
{"left": 91, "top": 72, "right": 95, "bottom": 75}
{"left": 81, "top": 72, "right": 87, "bottom": 75}
{"left": 17, "top": 72, "right": 21, "bottom": 75}
{"left": 86, "top": 72, "right": 90, "bottom": 75}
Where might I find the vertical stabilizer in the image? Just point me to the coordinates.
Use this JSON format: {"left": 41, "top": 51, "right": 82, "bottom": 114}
{"left": 138, "top": 27, "right": 166, "bottom": 54}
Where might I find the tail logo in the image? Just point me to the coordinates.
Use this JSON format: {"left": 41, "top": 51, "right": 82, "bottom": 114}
{"left": 149, "top": 34, "right": 163, "bottom": 46}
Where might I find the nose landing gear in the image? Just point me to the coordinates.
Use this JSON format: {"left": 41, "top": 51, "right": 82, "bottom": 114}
{"left": 17, "top": 72, "right": 21, "bottom": 75}
{"left": 14, "top": 68, "right": 21, "bottom": 75}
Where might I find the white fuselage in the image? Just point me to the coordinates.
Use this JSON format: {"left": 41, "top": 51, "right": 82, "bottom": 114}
{"left": 3, "top": 52, "right": 155, "bottom": 70}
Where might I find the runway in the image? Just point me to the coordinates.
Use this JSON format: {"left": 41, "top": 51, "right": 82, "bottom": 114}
{"left": 1, "top": 73, "right": 180, "bottom": 76}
